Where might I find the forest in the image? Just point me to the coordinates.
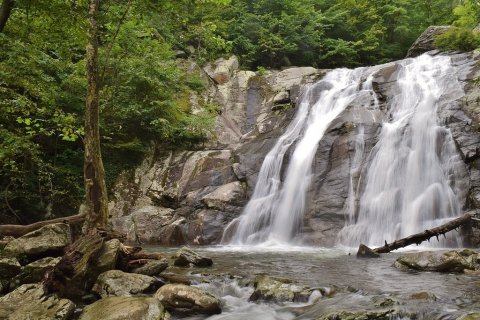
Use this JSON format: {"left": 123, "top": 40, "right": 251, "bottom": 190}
{"left": 0, "top": 0, "right": 479, "bottom": 225}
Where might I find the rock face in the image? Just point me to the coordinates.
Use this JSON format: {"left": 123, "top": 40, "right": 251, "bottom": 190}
{"left": 92, "top": 270, "right": 160, "bottom": 297}
{"left": 3, "top": 223, "right": 71, "bottom": 260}
{"left": 79, "top": 296, "right": 166, "bottom": 320}
{"left": 406, "top": 26, "right": 451, "bottom": 58}
{"left": 109, "top": 42, "right": 480, "bottom": 246}
{"left": 249, "top": 275, "right": 313, "bottom": 303}
{"left": 394, "top": 250, "right": 477, "bottom": 273}
{"left": 155, "top": 284, "right": 221, "bottom": 315}
{"left": 0, "top": 283, "right": 75, "bottom": 320}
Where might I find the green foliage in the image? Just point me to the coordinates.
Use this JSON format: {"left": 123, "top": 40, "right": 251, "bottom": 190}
{"left": 435, "top": 27, "right": 480, "bottom": 51}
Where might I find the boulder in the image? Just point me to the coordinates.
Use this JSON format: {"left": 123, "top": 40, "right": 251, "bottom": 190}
{"left": 92, "top": 270, "right": 160, "bottom": 297}
{"left": 79, "top": 296, "right": 167, "bottom": 320}
{"left": 133, "top": 259, "right": 169, "bottom": 276}
{"left": 406, "top": 26, "right": 452, "bottom": 58}
{"left": 0, "top": 257, "right": 21, "bottom": 278}
{"left": 204, "top": 56, "right": 239, "bottom": 85}
{"left": 357, "top": 244, "right": 380, "bottom": 258}
{"left": 201, "top": 182, "right": 245, "bottom": 211}
{"left": 12, "top": 257, "right": 61, "bottom": 287}
{"left": 93, "top": 239, "right": 121, "bottom": 274}
{"left": 3, "top": 223, "right": 71, "bottom": 261}
{"left": 394, "top": 250, "right": 474, "bottom": 273}
{"left": 154, "top": 284, "right": 221, "bottom": 315}
{"left": 249, "top": 275, "right": 313, "bottom": 302}
{"left": 409, "top": 291, "right": 437, "bottom": 301}
{"left": 172, "top": 246, "right": 213, "bottom": 267}
{"left": 0, "top": 283, "right": 75, "bottom": 320}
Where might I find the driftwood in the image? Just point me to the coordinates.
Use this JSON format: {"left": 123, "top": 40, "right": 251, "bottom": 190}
{"left": 0, "top": 213, "right": 85, "bottom": 238}
{"left": 357, "top": 211, "right": 475, "bottom": 256}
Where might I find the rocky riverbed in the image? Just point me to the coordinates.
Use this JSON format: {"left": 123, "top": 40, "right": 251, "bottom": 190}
{"left": 1, "top": 223, "right": 480, "bottom": 320}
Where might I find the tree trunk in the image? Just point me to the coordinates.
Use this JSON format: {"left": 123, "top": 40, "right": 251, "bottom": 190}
{"left": 84, "top": 0, "right": 108, "bottom": 232}
{"left": 357, "top": 212, "right": 475, "bottom": 256}
{"left": 0, "top": 0, "right": 14, "bottom": 32}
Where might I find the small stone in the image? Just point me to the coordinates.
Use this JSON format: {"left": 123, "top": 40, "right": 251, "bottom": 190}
{"left": 410, "top": 291, "right": 437, "bottom": 301}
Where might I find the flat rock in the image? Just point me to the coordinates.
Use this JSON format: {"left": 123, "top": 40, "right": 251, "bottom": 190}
{"left": 92, "top": 270, "right": 160, "bottom": 297}
{"left": 3, "top": 223, "right": 71, "bottom": 260}
{"left": 133, "top": 259, "right": 169, "bottom": 276}
{"left": 394, "top": 250, "right": 474, "bottom": 273}
{"left": 172, "top": 247, "right": 213, "bottom": 267}
{"left": 0, "top": 283, "right": 75, "bottom": 320}
{"left": 79, "top": 296, "right": 167, "bottom": 320}
{"left": 154, "top": 284, "right": 221, "bottom": 315}
{"left": 249, "top": 275, "right": 313, "bottom": 302}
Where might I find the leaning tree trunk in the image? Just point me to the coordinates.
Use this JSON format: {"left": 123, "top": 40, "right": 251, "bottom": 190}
{"left": 84, "top": 0, "right": 108, "bottom": 231}
{"left": 0, "top": 0, "right": 14, "bottom": 32}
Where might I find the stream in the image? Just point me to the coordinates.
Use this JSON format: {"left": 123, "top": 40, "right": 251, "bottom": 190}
{"left": 146, "top": 245, "right": 480, "bottom": 320}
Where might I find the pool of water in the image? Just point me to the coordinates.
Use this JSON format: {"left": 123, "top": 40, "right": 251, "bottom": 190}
{"left": 145, "top": 245, "right": 480, "bottom": 319}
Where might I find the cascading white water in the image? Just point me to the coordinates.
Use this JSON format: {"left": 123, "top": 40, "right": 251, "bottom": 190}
{"left": 339, "top": 54, "right": 466, "bottom": 247}
{"left": 223, "top": 67, "right": 381, "bottom": 245}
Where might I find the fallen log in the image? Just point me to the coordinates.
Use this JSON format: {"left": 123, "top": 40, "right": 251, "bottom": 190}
{"left": 0, "top": 213, "right": 85, "bottom": 238}
{"left": 357, "top": 211, "right": 475, "bottom": 256}
{"left": 0, "top": 214, "right": 85, "bottom": 238}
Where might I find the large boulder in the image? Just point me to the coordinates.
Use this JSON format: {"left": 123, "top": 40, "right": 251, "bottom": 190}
{"left": 154, "top": 284, "right": 221, "bottom": 315}
{"left": 0, "top": 283, "right": 75, "bottom": 320}
{"left": 92, "top": 270, "right": 160, "bottom": 297}
{"left": 93, "top": 239, "right": 121, "bottom": 275}
{"left": 394, "top": 250, "right": 475, "bottom": 273}
{"left": 3, "top": 223, "right": 71, "bottom": 261}
{"left": 406, "top": 26, "right": 452, "bottom": 58}
{"left": 249, "top": 275, "right": 313, "bottom": 303}
{"left": 172, "top": 246, "right": 212, "bottom": 267}
{"left": 79, "top": 296, "right": 167, "bottom": 320}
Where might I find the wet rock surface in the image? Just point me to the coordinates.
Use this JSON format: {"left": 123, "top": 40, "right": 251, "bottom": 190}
{"left": 249, "top": 275, "right": 313, "bottom": 302}
{"left": 154, "top": 283, "right": 221, "bottom": 315}
{"left": 78, "top": 296, "right": 167, "bottom": 320}
{"left": 394, "top": 250, "right": 478, "bottom": 273}
{"left": 109, "top": 48, "right": 480, "bottom": 247}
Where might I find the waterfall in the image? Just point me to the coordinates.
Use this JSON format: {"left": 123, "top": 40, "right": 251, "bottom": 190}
{"left": 223, "top": 67, "right": 380, "bottom": 245}
{"left": 223, "top": 53, "right": 466, "bottom": 247}
{"left": 339, "top": 54, "right": 465, "bottom": 247}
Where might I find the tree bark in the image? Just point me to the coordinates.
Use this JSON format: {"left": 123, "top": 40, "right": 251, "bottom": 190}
{"left": 84, "top": 0, "right": 109, "bottom": 231}
{"left": 0, "top": 214, "right": 85, "bottom": 238}
{"left": 357, "top": 212, "right": 475, "bottom": 256}
{"left": 0, "top": 0, "right": 14, "bottom": 33}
